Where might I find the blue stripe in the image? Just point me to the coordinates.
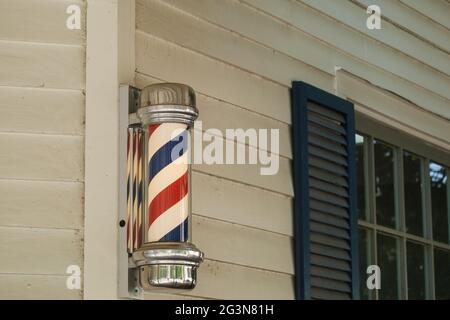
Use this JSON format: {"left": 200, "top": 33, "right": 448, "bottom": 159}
{"left": 133, "top": 177, "right": 137, "bottom": 200}
{"left": 159, "top": 218, "right": 188, "bottom": 242}
{"left": 148, "top": 130, "right": 188, "bottom": 182}
{"left": 138, "top": 181, "right": 142, "bottom": 204}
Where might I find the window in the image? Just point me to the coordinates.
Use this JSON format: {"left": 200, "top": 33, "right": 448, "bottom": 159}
{"left": 291, "top": 82, "right": 449, "bottom": 300}
{"left": 430, "top": 162, "right": 449, "bottom": 244}
{"left": 374, "top": 141, "right": 397, "bottom": 229}
{"left": 356, "top": 117, "right": 450, "bottom": 300}
{"left": 404, "top": 152, "right": 425, "bottom": 236}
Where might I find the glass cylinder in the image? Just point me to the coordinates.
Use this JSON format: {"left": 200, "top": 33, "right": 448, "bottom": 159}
{"left": 132, "top": 83, "right": 203, "bottom": 291}
{"left": 136, "top": 83, "right": 198, "bottom": 245}
{"left": 144, "top": 122, "right": 191, "bottom": 243}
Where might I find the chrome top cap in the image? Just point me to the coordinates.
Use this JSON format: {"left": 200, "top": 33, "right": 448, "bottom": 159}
{"left": 137, "top": 83, "right": 198, "bottom": 126}
{"left": 139, "top": 83, "right": 196, "bottom": 108}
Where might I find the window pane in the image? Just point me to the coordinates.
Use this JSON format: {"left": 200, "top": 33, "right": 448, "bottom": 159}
{"left": 359, "top": 228, "right": 373, "bottom": 299}
{"left": 406, "top": 242, "right": 426, "bottom": 299}
{"left": 374, "top": 141, "right": 396, "bottom": 229}
{"left": 356, "top": 134, "right": 367, "bottom": 221}
{"left": 434, "top": 249, "right": 450, "bottom": 300}
{"left": 430, "top": 162, "right": 449, "bottom": 244}
{"left": 404, "top": 152, "right": 424, "bottom": 236}
{"left": 377, "top": 233, "right": 400, "bottom": 299}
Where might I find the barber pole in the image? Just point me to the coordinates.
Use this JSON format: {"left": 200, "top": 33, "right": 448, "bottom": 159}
{"left": 132, "top": 83, "right": 203, "bottom": 290}
{"left": 146, "top": 123, "right": 189, "bottom": 242}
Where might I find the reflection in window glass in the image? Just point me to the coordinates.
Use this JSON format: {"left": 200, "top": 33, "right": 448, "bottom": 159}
{"left": 406, "top": 242, "right": 426, "bottom": 299}
{"left": 404, "top": 152, "right": 424, "bottom": 236}
{"left": 430, "top": 162, "right": 449, "bottom": 244}
{"left": 358, "top": 228, "right": 372, "bottom": 299}
{"left": 434, "top": 249, "right": 450, "bottom": 300}
{"left": 374, "top": 141, "right": 396, "bottom": 228}
{"left": 356, "top": 134, "right": 367, "bottom": 221}
{"left": 377, "top": 233, "right": 399, "bottom": 299}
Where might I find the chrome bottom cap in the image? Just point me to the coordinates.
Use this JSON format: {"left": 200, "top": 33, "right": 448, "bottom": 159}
{"left": 132, "top": 242, "right": 204, "bottom": 290}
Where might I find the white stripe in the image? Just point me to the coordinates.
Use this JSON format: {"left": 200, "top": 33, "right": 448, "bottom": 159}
{"left": 147, "top": 195, "right": 189, "bottom": 242}
{"left": 148, "top": 123, "right": 187, "bottom": 161}
{"left": 147, "top": 152, "right": 188, "bottom": 204}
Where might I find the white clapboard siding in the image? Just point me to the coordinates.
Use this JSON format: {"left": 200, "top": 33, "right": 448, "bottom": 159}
{"left": 193, "top": 156, "right": 292, "bottom": 197}
{"left": 337, "top": 70, "right": 450, "bottom": 149}
{"left": 190, "top": 259, "right": 294, "bottom": 299}
{"left": 400, "top": 0, "right": 450, "bottom": 30}
{"left": 192, "top": 215, "right": 294, "bottom": 274}
{"left": 190, "top": 129, "right": 293, "bottom": 196}
{"left": 197, "top": 96, "right": 292, "bottom": 159}
{"left": 135, "top": 32, "right": 291, "bottom": 124}
{"left": 192, "top": 172, "right": 293, "bottom": 236}
{"left": 290, "top": 0, "right": 450, "bottom": 75}
{"left": 0, "top": 0, "right": 85, "bottom": 45}
{"left": 0, "top": 40, "right": 85, "bottom": 90}
{"left": 0, "top": 179, "right": 83, "bottom": 230}
{"left": 0, "top": 0, "right": 86, "bottom": 300}
{"left": 135, "top": 73, "right": 292, "bottom": 159}
{"left": 0, "top": 226, "right": 83, "bottom": 275}
{"left": 355, "top": 0, "right": 450, "bottom": 53}
{"left": 163, "top": 0, "right": 450, "bottom": 120}
{"left": 0, "top": 274, "right": 82, "bottom": 300}
{"left": 144, "top": 292, "right": 205, "bottom": 300}
{"left": 0, "top": 133, "right": 84, "bottom": 181}
{"left": 0, "top": 86, "right": 84, "bottom": 135}
{"left": 136, "top": 0, "right": 333, "bottom": 92}
{"left": 136, "top": 0, "right": 295, "bottom": 300}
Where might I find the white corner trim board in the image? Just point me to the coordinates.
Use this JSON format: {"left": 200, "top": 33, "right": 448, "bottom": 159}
{"left": 84, "top": 0, "right": 135, "bottom": 299}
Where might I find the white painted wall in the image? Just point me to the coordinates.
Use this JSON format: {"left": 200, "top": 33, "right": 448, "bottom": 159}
{"left": 0, "top": 0, "right": 86, "bottom": 299}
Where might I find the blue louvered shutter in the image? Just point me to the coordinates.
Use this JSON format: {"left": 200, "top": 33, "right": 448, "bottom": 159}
{"left": 291, "top": 81, "right": 359, "bottom": 300}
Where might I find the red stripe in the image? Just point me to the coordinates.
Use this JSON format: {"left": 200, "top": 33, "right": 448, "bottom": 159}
{"left": 148, "top": 124, "right": 161, "bottom": 138}
{"left": 148, "top": 171, "right": 188, "bottom": 226}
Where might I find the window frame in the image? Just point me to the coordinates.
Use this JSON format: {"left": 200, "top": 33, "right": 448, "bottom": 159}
{"left": 356, "top": 113, "right": 450, "bottom": 300}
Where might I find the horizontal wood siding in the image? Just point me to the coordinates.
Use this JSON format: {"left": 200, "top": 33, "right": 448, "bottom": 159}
{"left": 136, "top": 0, "right": 449, "bottom": 299}
{"left": 0, "top": 274, "right": 83, "bottom": 300}
{"left": 0, "top": 0, "right": 85, "bottom": 299}
{"left": 161, "top": 0, "right": 450, "bottom": 121}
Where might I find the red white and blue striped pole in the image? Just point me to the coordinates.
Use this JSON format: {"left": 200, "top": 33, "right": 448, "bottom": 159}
{"left": 146, "top": 123, "right": 189, "bottom": 242}
{"left": 133, "top": 83, "right": 203, "bottom": 290}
